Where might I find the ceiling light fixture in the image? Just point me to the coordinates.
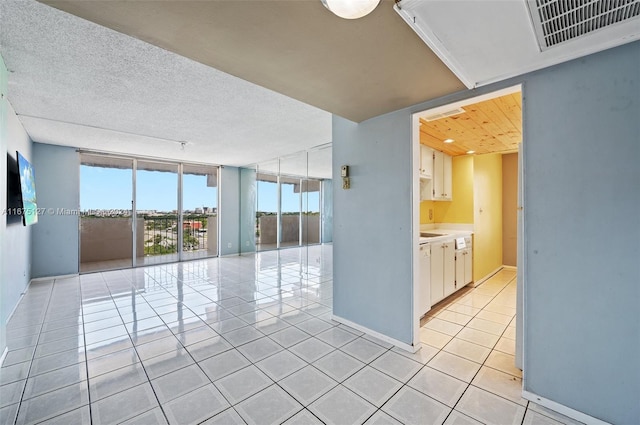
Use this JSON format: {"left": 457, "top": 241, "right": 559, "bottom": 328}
{"left": 466, "top": 150, "right": 475, "bottom": 154}
{"left": 321, "top": 0, "right": 381, "bottom": 19}
{"left": 444, "top": 138, "right": 454, "bottom": 144}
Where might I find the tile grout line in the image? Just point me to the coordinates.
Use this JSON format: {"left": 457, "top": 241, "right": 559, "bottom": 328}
{"left": 11, "top": 278, "right": 55, "bottom": 425}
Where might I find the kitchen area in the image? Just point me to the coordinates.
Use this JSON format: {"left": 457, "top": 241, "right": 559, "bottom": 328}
{"left": 414, "top": 87, "right": 521, "bottom": 321}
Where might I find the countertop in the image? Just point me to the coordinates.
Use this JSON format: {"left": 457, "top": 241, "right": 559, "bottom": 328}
{"left": 419, "top": 228, "right": 473, "bottom": 245}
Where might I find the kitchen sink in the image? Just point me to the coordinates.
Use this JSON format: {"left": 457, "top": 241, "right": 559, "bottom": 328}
{"left": 420, "top": 232, "right": 447, "bottom": 238}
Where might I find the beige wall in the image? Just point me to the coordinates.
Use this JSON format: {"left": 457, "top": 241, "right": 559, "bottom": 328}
{"left": 80, "top": 217, "right": 144, "bottom": 262}
{"left": 473, "top": 153, "right": 503, "bottom": 281}
{"left": 502, "top": 153, "right": 518, "bottom": 266}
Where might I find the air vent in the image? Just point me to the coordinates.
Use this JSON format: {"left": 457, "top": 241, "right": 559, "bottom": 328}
{"left": 528, "top": 0, "right": 640, "bottom": 51}
{"left": 422, "top": 107, "right": 465, "bottom": 122}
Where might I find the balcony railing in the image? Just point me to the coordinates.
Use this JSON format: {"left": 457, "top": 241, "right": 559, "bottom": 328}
{"left": 80, "top": 214, "right": 218, "bottom": 267}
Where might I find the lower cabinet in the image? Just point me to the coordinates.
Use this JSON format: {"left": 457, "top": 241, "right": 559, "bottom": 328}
{"left": 430, "top": 239, "right": 455, "bottom": 305}
{"left": 429, "top": 236, "right": 473, "bottom": 306}
{"left": 455, "top": 248, "right": 473, "bottom": 287}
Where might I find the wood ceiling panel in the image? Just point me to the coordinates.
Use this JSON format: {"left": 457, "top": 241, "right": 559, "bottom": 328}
{"left": 420, "top": 93, "right": 522, "bottom": 156}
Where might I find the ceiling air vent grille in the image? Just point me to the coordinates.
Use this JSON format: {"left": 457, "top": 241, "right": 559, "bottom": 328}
{"left": 528, "top": 0, "right": 640, "bottom": 50}
{"left": 422, "top": 107, "right": 465, "bottom": 122}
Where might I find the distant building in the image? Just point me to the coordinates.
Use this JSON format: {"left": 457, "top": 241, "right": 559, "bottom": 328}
{"left": 183, "top": 220, "right": 203, "bottom": 230}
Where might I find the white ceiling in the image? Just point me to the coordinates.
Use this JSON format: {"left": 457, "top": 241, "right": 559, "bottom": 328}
{"left": 396, "top": 0, "right": 640, "bottom": 88}
{"left": 0, "top": 0, "right": 332, "bottom": 177}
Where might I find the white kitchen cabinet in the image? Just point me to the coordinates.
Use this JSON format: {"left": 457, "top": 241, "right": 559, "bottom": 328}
{"left": 433, "top": 150, "right": 452, "bottom": 201}
{"left": 430, "top": 239, "right": 455, "bottom": 305}
{"left": 419, "top": 244, "right": 431, "bottom": 317}
{"left": 455, "top": 237, "right": 473, "bottom": 288}
{"left": 419, "top": 145, "right": 433, "bottom": 179}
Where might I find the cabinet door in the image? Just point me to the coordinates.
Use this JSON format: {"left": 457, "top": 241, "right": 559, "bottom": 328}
{"left": 464, "top": 248, "right": 473, "bottom": 285}
{"left": 430, "top": 242, "right": 444, "bottom": 304}
{"left": 442, "top": 154, "right": 452, "bottom": 200}
{"left": 455, "top": 249, "right": 465, "bottom": 289}
{"left": 433, "top": 150, "right": 444, "bottom": 199}
{"left": 419, "top": 245, "right": 431, "bottom": 316}
{"left": 443, "top": 241, "right": 456, "bottom": 297}
{"left": 420, "top": 145, "right": 433, "bottom": 178}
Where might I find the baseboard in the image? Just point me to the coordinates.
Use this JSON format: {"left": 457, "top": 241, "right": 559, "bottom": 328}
{"left": 0, "top": 347, "right": 8, "bottom": 367}
{"left": 331, "top": 314, "right": 418, "bottom": 353}
{"left": 31, "top": 273, "right": 78, "bottom": 282}
{"left": 522, "top": 390, "right": 610, "bottom": 425}
{"left": 502, "top": 265, "right": 517, "bottom": 271}
{"left": 5, "top": 280, "right": 32, "bottom": 325}
{"left": 470, "top": 266, "right": 505, "bottom": 287}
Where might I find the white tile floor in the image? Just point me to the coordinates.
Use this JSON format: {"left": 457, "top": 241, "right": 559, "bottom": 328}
{"left": 0, "top": 246, "right": 582, "bottom": 424}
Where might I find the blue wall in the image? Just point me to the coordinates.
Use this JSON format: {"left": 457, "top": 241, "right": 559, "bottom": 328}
{"left": 0, "top": 55, "right": 8, "bottom": 356}
{"left": 521, "top": 42, "right": 639, "bottom": 424}
{"left": 332, "top": 111, "right": 414, "bottom": 344}
{"left": 219, "top": 166, "right": 241, "bottom": 256}
{"left": 332, "top": 41, "right": 639, "bottom": 423}
{"left": 31, "top": 143, "right": 79, "bottom": 278}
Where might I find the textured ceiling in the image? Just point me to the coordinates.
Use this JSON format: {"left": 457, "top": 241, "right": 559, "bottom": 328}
{"left": 0, "top": 0, "right": 333, "bottom": 176}
{"left": 39, "top": 0, "right": 465, "bottom": 123}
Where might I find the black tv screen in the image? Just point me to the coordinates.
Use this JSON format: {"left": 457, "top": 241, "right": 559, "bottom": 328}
{"left": 6, "top": 153, "right": 22, "bottom": 225}
{"left": 16, "top": 151, "right": 38, "bottom": 226}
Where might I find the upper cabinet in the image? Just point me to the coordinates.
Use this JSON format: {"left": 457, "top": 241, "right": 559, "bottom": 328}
{"left": 419, "top": 148, "right": 452, "bottom": 201}
{"left": 419, "top": 145, "right": 434, "bottom": 179}
{"left": 433, "top": 150, "right": 452, "bottom": 201}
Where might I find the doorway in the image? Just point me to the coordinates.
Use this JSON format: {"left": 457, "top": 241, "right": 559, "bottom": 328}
{"left": 411, "top": 85, "right": 523, "bottom": 365}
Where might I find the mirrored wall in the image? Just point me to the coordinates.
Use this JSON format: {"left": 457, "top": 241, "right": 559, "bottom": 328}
{"left": 242, "top": 143, "right": 332, "bottom": 254}
{"left": 80, "top": 153, "right": 219, "bottom": 273}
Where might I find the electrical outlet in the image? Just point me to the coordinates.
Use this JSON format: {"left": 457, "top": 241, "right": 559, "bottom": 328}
{"left": 429, "top": 209, "right": 433, "bottom": 220}
{"left": 227, "top": 242, "right": 232, "bottom": 249}
{"left": 342, "top": 177, "right": 350, "bottom": 189}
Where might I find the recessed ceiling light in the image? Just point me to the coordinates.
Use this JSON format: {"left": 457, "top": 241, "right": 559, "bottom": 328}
{"left": 466, "top": 150, "right": 475, "bottom": 154}
{"left": 444, "top": 138, "right": 454, "bottom": 144}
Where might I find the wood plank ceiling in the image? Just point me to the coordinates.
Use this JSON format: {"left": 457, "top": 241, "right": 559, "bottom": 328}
{"left": 420, "top": 93, "right": 522, "bottom": 156}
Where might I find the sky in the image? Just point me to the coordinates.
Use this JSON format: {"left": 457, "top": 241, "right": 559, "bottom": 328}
{"left": 80, "top": 166, "right": 320, "bottom": 213}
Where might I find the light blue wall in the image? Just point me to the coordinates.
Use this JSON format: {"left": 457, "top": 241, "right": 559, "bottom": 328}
{"left": 332, "top": 111, "right": 414, "bottom": 343}
{"left": 0, "top": 54, "right": 8, "bottom": 355}
{"left": 3, "top": 102, "right": 33, "bottom": 335}
{"left": 332, "top": 40, "right": 639, "bottom": 423}
{"left": 31, "top": 143, "right": 79, "bottom": 278}
{"left": 239, "top": 167, "right": 256, "bottom": 254}
{"left": 219, "top": 166, "right": 241, "bottom": 256}
{"left": 521, "top": 42, "right": 639, "bottom": 424}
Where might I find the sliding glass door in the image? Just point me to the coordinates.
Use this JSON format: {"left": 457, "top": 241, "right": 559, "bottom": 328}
{"left": 136, "top": 161, "right": 179, "bottom": 266}
{"left": 79, "top": 155, "right": 133, "bottom": 273}
{"left": 182, "top": 164, "right": 218, "bottom": 260}
{"left": 80, "top": 153, "right": 220, "bottom": 272}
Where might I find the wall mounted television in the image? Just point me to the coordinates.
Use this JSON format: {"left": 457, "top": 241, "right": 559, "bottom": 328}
{"left": 6, "top": 151, "right": 38, "bottom": 226}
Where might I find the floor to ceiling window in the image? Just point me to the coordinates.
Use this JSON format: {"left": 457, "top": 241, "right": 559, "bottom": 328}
{"left": 136, "top": 160, "right": 179, "bottom": 266}
{"left": 79, "top": 154, "right": 134, "bottom": 273}
{"left": 182, "top": 164, "right": 219, "bottom": 261}
{"left": 79, "top": 153, "right": 219, "bottom": 273}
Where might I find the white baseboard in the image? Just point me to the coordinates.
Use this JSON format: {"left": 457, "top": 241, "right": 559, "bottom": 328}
{"left": 0, "top": 347, "right": 8, "bottom": 367}
{"left": 31, "top": 273, "right": 79, "bottom": 282}
{"left": 331, "top": 314, "right": 418, "bottom": 353}
{"left": 470, "top": 266, "right": 505, "bottom": 287}
{"left": 522, "top": 390, "right": 610, "bottom": 425}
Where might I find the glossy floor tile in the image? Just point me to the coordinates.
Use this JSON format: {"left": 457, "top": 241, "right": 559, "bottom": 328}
{"left": 1, "top": 247, "right": 580, "bottom": 424}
